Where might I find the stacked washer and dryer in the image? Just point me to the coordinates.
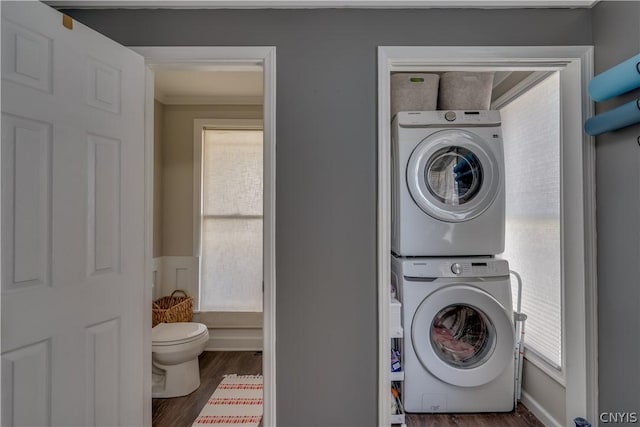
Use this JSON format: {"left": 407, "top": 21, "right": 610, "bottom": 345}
{"left": 391, "top": 109, "right": 516, "bottom": 414}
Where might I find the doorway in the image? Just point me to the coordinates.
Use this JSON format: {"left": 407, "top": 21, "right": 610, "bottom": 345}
{"left": 133, "top": 46, "right": 276, "bottom": 427}
{"left": 377, "top": 46, "right": 597, "bottom": 427}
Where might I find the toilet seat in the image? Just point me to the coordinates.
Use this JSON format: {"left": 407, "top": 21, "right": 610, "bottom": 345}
{"left": 152, "top": 322, "right": 208, "bottom": 346}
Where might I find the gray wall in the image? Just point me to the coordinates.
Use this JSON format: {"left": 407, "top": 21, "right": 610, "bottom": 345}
{"left": 593, "top": 2, "right": 640, "bottom": 423}
{"left": 64, "top": 8, "right": 592, "bottom": 426}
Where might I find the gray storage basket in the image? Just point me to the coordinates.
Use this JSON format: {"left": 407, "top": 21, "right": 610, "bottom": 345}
{"left": 390, "top": 73, "right": 439, "bottom": 118}
{"left": 437, "top": 71, "right": 495, "bottom": 110}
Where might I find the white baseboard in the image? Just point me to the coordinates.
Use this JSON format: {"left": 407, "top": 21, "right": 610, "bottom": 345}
{"left": 205, "top": 328, "right": 263, "bottom": 351}
{"left": 521, "top": 390, "right": 563, "bottom": 427}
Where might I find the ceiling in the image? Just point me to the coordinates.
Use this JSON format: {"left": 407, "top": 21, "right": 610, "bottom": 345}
{"left": 154, "top": 69, "right": 263, "bottom": 105}
{"left": 155, "top": 68, "right": 541, "bottom": 106}
{"left": 48, "top": 0, "right": 598, "bottom": 8}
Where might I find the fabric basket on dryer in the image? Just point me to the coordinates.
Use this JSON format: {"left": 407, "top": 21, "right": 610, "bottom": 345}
{"left": 437, "top": 71, "right": 494, "bottom": 110}
{"left": 390, "top": 73, "right": 439, "bottom": 118}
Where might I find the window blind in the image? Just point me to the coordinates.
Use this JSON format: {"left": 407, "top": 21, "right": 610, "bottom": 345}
{"left": 199, "top": 129, "right": 263, "bottom": 312}
{"left": 500, "top": 72, "right": 562, "bottom": 368}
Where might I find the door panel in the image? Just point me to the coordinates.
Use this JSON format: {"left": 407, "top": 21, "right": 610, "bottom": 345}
{"left": 2, "top": 114, "right": 52, "bottom": 291}
{"left": 1, "top": 2, "right": 145, "bottom": 426}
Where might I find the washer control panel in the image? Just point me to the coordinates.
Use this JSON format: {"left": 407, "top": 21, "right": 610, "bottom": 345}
{"left": 444, "top": 111, "right": 457, "bottom": 122}
{"left": 400, "top": 257, "right": 509, "bottom": 278}
{"left": 395, "top": 110, "right": 501, "bottom": 127}
{"left": 450, "top": 263, "right": 463, "bottom": 275}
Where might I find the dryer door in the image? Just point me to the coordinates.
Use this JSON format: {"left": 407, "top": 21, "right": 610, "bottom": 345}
{"left": 407, "top": 129, "right": 500, "bottom": 222}
{"left": 411, "top": 284, "right": 515, "bottom": 387}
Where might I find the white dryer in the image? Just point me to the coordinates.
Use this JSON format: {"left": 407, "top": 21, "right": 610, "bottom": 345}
{"left": 391, "top": 111, "right": 505, "bottom": 256}
{"left": 391, "top": 255, "right": 515, "bottom": 413}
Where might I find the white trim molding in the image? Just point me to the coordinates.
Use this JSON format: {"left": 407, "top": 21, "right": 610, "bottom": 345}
{"left": 521, "top": 390, "right": 564, "bottom": 427}
{"left": 46, "top": 1, "right": 599, "bottom": 9}
{"left": 377, "top": 46, "right": 597, "bottom": 427}
{"left": 137, "top": 46, "right": 276, "bottom": 427}
{"left": 203, "top": 328, "right": 263, "bottom": 351}
{"left": 143, "top": 66, "right": 155, "bottom": 427}
{"left": 157, "top": 95, "right": 263, "bottom": 105}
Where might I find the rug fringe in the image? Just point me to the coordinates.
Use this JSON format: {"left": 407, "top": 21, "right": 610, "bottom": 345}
{"left": 193, "top": 373, "right": 263, "bottom": 427}
{"left": 223, "top": 374, "right": 263, "bottom": 379}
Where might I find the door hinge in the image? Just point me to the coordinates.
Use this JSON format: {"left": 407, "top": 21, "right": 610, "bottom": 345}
{"left": 62, "top": 15, "right": 73, "bottom": 30}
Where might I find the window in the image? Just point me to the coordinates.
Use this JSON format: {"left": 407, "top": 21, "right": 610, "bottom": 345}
{"left": 197, "top": 125, "right": 263, "bottom": 312}
{"left": 500, "top": 72, "right": 562, "bottom": 371}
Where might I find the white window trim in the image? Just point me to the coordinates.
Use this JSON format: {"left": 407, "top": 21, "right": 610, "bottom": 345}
{"left": 377, "top": 46, "right": 597, "bottom": 427}
{"left": 135, "top": 46, "right": 276, "bottom": 427}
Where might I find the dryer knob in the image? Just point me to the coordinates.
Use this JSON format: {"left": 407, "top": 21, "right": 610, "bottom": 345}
{"left": 444, "top": 111, "right": 457, "bottom": 122}
{"left": 451, "top": 263, "right": 463, "bottom": 275}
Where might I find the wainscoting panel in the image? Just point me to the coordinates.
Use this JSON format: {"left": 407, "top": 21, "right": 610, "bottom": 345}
{"left": 151, "top": 257, "right": 263, "bottom": 351}
{"left": 151, "top": 256, "right": 199, "bottom": 306}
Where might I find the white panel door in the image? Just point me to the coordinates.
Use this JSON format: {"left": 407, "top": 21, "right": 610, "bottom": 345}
{"left": 1, "top": 2, "right": 145, "bottom": 426}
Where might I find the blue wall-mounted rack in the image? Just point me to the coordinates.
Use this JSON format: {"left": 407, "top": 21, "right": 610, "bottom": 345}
{"left": 585, "top": 53, "right": 640, "bottom": 136}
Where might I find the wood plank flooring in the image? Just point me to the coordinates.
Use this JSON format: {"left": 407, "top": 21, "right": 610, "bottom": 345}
{"left": 152, "top": 351, "right": 262, "bottom": 427}
{"left": 405, "top": 403, "right": 544, "bottom": 427}
{"left": 153, "top": 351, "right": 542, "bottom": 427}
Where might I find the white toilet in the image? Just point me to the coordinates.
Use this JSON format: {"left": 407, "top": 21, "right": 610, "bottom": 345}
{"left": 152, "top": 322, "right": 209, "bottom": 398}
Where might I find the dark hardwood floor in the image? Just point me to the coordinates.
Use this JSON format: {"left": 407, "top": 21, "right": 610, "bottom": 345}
{"left": 152, "top": 351, "right": 262, "bottom": 427}
{"left": 153, "top": 351, "right": 542, "bottom": 427}
{"left": 405, "top": 403, "right": 544, "bottom": 427}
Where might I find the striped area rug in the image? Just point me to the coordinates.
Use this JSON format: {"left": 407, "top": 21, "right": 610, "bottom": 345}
{"left": 192, "top": 374, "right": 263, "bottom": 426}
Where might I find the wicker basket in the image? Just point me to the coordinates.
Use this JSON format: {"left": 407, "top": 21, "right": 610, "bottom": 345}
{"left": 152, "top": 290, "right": 193, "bottom": 327}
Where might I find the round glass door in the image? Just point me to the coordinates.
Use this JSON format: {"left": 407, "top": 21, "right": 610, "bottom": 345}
{"left": 411, "top": 285, "right": 514, "bottom": 387}
{"left": 426, "top": 147, "right": 483, "bottom": 206}
{"left": 430, "top": 304, "right": 495, "bottom": 369}
{"left": 407, "top": 130, "right": 500, "bottom": 222}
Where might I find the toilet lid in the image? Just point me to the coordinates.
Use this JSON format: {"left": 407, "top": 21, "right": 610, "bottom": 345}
{"left": 152, "top": 322, "right": 208, "bottom": 345}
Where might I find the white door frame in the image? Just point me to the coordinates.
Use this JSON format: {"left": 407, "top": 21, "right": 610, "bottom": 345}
{"left": 378, "top": 46, "right": 597, "bottom": 427}
{"left": 132, "top": 46, "right": 276, "bottom": 427}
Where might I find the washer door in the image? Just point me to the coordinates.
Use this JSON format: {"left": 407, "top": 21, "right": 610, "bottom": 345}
{"left": 407, "top": 129, "right": 500, "bottom": 222}
{"left": 411, "top": 284, "right": 515, "bottom": 387}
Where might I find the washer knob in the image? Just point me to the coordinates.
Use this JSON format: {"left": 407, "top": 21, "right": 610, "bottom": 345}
{"left": 444, "top": 111, "right": 457, "bottom": 122}
{"left": 451, "top": 263, "right": 463, "bottom": 275}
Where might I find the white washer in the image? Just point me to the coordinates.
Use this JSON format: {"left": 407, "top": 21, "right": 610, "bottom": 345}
{"left": 391, "top": 255, "right": 515, "bottom": 413}
{"left": 391, "top": 111, "right": 505, "bottom": 256}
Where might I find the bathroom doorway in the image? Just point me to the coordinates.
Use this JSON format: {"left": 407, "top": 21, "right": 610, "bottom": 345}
{"left": 136, "top": 46, "right": 276, "bottom": 426}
